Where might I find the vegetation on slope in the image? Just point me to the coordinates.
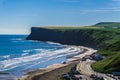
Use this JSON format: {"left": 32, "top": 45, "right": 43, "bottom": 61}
{"left": 92, "top": 52, "right": 120, "bottom": 73}
{"left": 47, "top": 27, "right": 120, "bottom": 73}
{"left": 27, "top": 22, "right": 120, "bottom": 73}
{"left": 93, "top": 22, "right": 120, "bottom": 28}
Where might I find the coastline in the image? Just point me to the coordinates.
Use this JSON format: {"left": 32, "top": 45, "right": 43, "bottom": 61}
{"left": 20, "top": 46, "right": 97, "bottom": 80}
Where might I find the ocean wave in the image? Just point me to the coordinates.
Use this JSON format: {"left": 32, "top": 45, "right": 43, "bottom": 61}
{"left": 21, "top": 53, "right": 29, "bottom": 56}
{"left": 2, "top": 55, "right": 10, "bottom": 58}
{"left": 46, "top": 41, "right": 62, "bottom": 45}
{"left": 0, "top": 46, "right": 82, "bottom": 72}
{"left": 12, "top": 41, "right": 25, "bottom": 43}
{"left": 11, "top": 38, "right": 25, "bottom": 43}
{"left": 11, "top": 38, "right": 23, "bottom": 41}
{"left": 0, "top": 55, "right": 10, "bottom": 60}
{"left": 0, "top": 55, "right": 10, "bottom": 61}
{"left": 23, "top": 50, "right": 31, "bottom": 53}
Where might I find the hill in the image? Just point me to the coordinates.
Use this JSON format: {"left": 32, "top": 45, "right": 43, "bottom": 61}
{"left": 26, "top": 24, "right": 120, "bottom": 73}
{"left": 93, "top": 22, "right": 120, "bottom": 28}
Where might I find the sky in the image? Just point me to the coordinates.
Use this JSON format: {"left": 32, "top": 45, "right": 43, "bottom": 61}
{"left": 0, "top": 0, "right": 120, "bottom": 34}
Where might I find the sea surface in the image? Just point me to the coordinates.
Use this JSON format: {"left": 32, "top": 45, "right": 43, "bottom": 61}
{"left": 0, "top": 35, "right": 82, "bottom": 78}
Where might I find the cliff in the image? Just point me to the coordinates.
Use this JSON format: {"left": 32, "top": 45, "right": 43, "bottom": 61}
{"left": 94, "top": 22, "right": 120, "bottom": 28}
{"left": 27, "top": 27, "right": 120, "bottom": 73}
{"left": 27, "top": 27, "right": 96, "bottom": 47}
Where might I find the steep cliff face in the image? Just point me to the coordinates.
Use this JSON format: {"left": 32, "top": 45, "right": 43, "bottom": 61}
{"left": 27, "top": 27, "right": 62, "bottom": 42}
{"left": 27, "top": 27, "right": 120, "bottom": 72}
{"left": 27, "top": 27, "right": 120, "bottom": 49}
{"left": 26, "top": 27, "right": 97, "bottom": 47}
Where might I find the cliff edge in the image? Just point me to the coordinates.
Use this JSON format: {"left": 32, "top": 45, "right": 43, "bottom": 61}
{"left": 26, "top": 26, "right": 120, "bottom": 73}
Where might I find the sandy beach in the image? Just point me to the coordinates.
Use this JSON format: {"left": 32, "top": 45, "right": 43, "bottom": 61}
{"left": 19, "top": 46, "right": 97, "bottom": 80}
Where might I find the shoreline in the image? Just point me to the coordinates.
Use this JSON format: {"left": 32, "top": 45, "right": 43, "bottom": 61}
{"left": 20, "top": 46, "right": 97, "bottom": 80}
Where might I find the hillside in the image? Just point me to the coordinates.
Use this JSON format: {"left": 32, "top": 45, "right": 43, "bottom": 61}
{"left": 93, "top": 22, "right": 120, "bottom": 28}
{"left": 26, "top": 25, "right": 120, "bottom": 73}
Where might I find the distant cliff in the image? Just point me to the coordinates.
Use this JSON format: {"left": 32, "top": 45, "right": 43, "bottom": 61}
{"left": 94, "top": 22, "right": 120, "bottom": 28}
{"left": 27, "top": 27, "right": 120, "bottom": 73}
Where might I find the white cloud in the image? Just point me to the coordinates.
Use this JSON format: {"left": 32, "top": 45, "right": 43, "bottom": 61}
{"left": 56, "top": 7, "right": 120, "bottom": 15}
{"left": 112, "top": 0, "right": 120, "bottom": 4}
{"left": 79, "top": 7, "right": 120, "bottom": 13}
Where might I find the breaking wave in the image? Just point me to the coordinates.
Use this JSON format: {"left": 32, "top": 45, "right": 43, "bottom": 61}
{"left": 0, "top": 47, "right": 82, "bottom": 72}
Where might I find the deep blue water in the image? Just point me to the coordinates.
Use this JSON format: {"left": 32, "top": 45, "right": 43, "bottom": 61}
{"left": 0, "top": 35, "right": 81, "bottom": 77}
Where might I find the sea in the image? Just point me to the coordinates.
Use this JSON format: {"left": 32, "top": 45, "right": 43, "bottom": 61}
{"left": 0, "top": 35, "right": 82, "bottom": 79}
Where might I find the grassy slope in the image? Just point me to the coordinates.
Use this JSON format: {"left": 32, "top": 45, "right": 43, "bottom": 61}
{"left": 93, "top": 22, "right": 120, "bottom": 28}
{"left": 44, "top": 26, "right": 120, "bottom": 73}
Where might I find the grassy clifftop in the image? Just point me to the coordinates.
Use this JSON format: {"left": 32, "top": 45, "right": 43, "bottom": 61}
{"left": 27, "top": 24, "right": 120, "bottom": 73}
{"left": 93, "top": 22, "right": 120, "bottom": 28}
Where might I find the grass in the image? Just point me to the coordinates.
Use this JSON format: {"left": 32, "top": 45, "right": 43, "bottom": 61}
{"left": 92, "top": 52, "right": 120, "bottom": 73}
{"left": 30, "top": 23, "right": 120, "bottom": 73}
{"left": 93, "top": 22, "right": 120, "bottom": 28}
{"left": 40, "top": 26, "right": 120, "bottom": 33}
{"left": 49, "top": 27, "right": 120, "bottom": 73}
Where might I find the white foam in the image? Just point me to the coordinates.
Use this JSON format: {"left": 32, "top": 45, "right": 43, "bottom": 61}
{"left": 23, "top": 50, "right": 31, "bottom": 53}
{"left": 0, "top": 46, "right": 82, "bottom": 71}
{"left": 21, "top": 53, "right": 29, "bottom": 56}
{"left": 46, "top": 41, "right": 62, "bottom": 45}
{"left": 2, "top": 55, "right": 10, "bottom": 58}
{"left": 11, "top": 38, "right": 22, "bottom": 41}
{"left": 34, "top": 49, "right": 43, "bottom": 51}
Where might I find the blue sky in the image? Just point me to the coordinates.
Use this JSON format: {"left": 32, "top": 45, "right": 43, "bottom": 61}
{"left": 0, "top": 0, "right": 120, "bottom": 34}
